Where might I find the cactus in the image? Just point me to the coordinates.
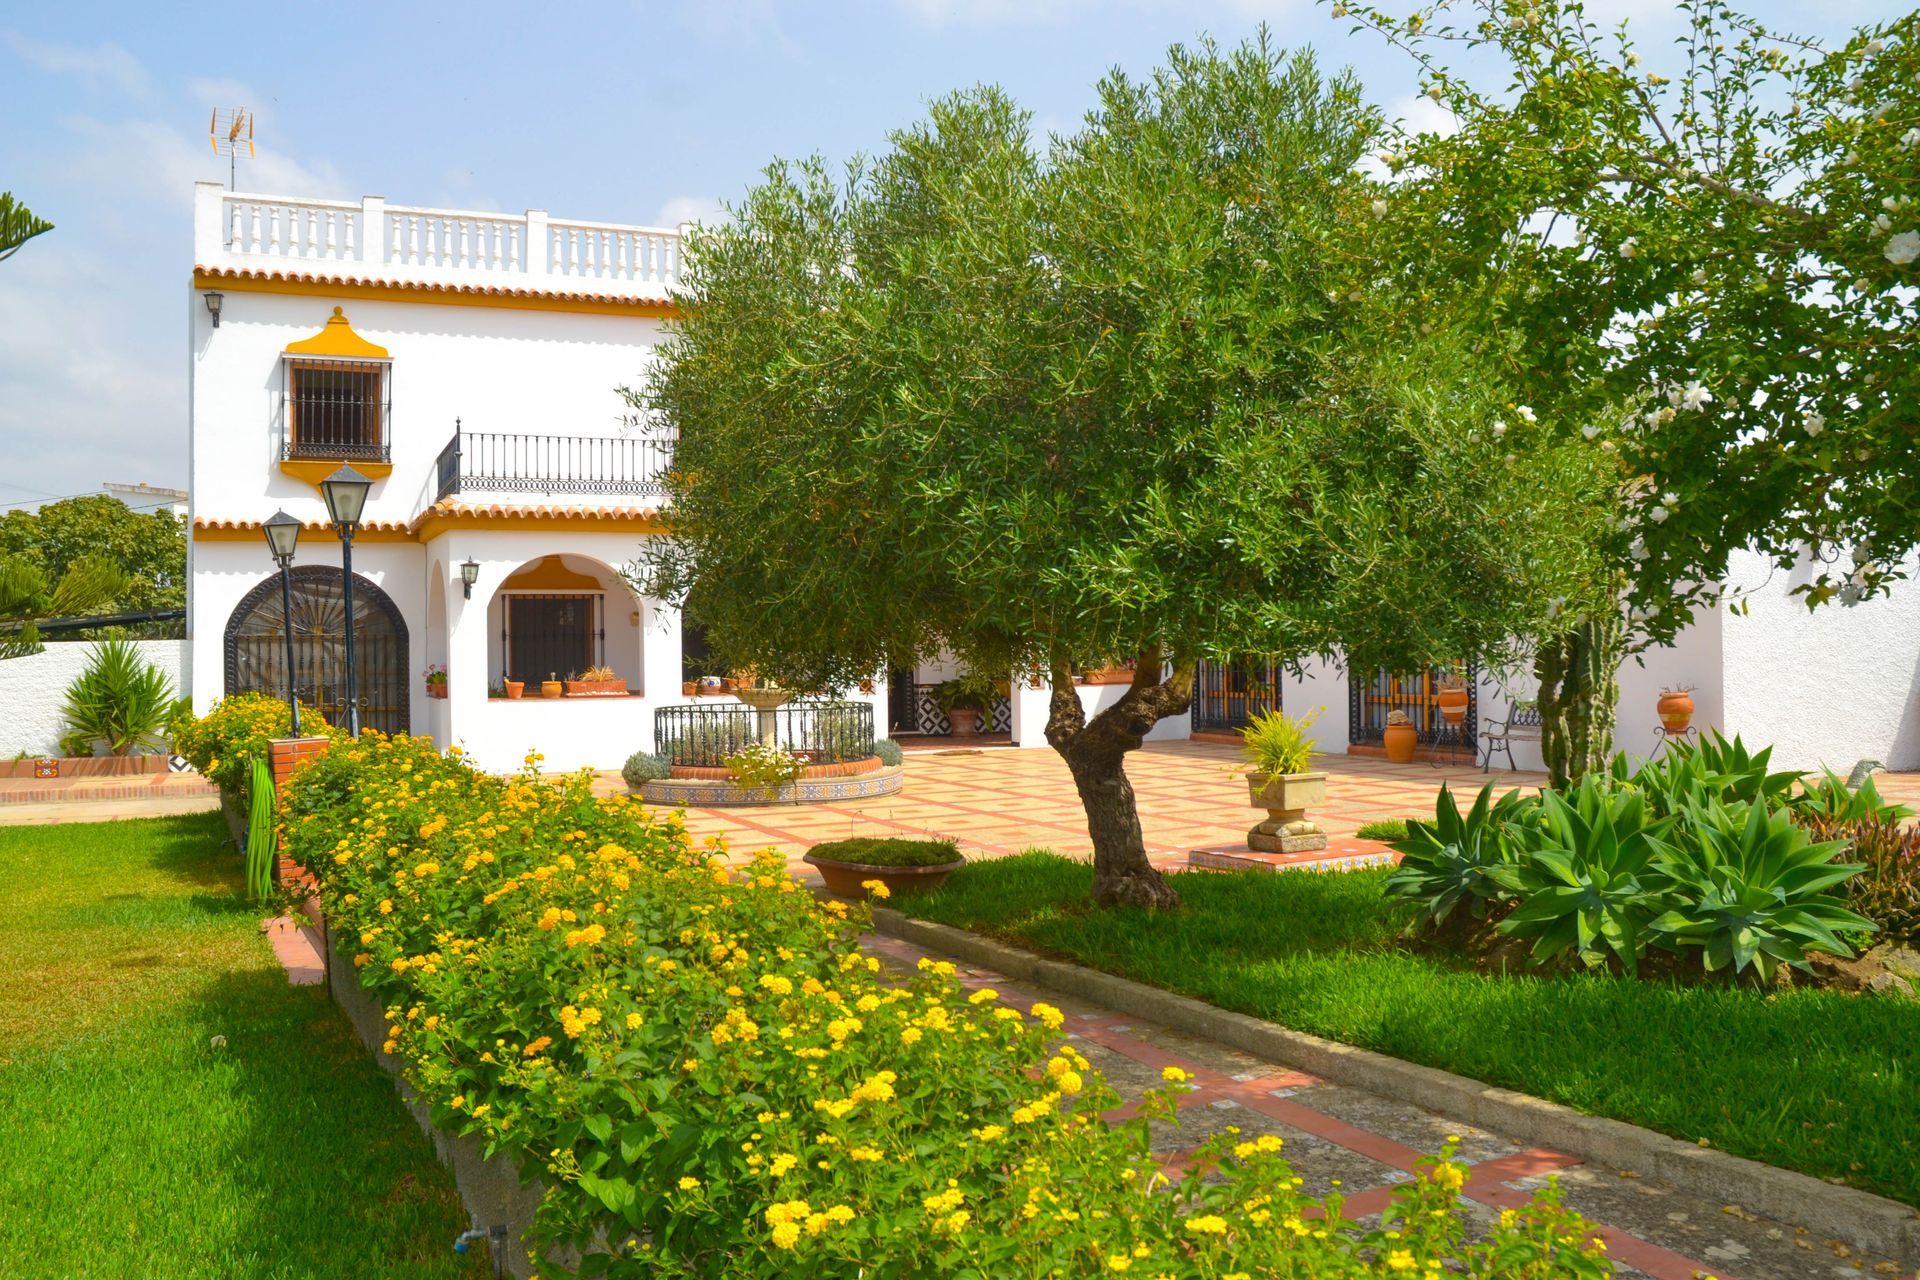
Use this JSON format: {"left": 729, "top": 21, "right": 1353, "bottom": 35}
{"left": 1533, "top": 610, "right": 1620, "bottom": 788}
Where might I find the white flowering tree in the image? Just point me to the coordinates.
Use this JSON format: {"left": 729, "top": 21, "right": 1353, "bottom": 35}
{"left": 1339, "top": 0, "right": 1920, "bottom": 781}
{"left": 634, "top": 39, "right": 1612, "bottom": 907}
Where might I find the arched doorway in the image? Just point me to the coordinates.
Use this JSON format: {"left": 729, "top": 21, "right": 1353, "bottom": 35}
{"left": 224, "top": 566, "right": 410, "bottom": 734}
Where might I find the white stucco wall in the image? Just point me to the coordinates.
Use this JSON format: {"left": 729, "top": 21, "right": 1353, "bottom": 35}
{"left": 1720, "top": 549, "right": 1920, "bottom": 771}
{"left": 0, "top": 640, "right": 190, "bottom": 757}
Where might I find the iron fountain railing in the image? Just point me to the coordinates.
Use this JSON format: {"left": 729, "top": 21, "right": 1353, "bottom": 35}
{"left": 435, "top": 424, "right": 676, "bottom": 502}
{"left": 655, "top": 701, "right": 875, "bottom": 769}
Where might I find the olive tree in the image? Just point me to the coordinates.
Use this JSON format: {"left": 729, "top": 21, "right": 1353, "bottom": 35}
{"left": 632, "top": 38, "right": 1610, "bottom": 908}
{"left": 1341, "top": 0, "right": 1920, "bottom": 782}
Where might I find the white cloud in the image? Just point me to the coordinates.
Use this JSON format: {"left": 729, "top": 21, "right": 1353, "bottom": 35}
{"left": 1, "top": 31, "right": 150, "bottom": 97}
{"left": 653, "top": 195, "right": 728, "bottom": 228}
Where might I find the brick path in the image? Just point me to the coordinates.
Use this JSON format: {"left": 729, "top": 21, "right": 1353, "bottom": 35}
{"left": 862, "top": 930, "right": 1909, "bottom": 1280}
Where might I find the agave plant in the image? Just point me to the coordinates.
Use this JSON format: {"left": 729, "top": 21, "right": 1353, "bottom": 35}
{"left": 1646, "top": 798, "right": 1875, "bottom": 983}
{"left": 1787, "top": 770, "right": 1912, "bottom": 827}
{"left": 1632, "top": 732, "right": 1801, "bottom": 821}
{"left": 1383, "top": 782, "right": 1535, "bottom": 928}
{"left": 58, "top": 637, "right": 178, "bottom": 757}
{"left": 1496, "top": 774, "right": 1671, "bottom": 974}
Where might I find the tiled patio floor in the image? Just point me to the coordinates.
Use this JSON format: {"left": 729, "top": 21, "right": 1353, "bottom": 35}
{"left": 859, "top": 930, "right": 1905, "bottom": 1280}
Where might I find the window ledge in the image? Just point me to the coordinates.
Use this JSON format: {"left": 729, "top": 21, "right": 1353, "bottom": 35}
{"left": 280, "top": 459, "right": 395, "bottom": 487}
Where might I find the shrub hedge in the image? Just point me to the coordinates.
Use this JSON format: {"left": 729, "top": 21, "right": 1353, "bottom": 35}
{"left": 170, "top": 692, "right": 337, "bottom": 800}
{"left": 279, "top": 732, "right": 1610, "bottom": 1278}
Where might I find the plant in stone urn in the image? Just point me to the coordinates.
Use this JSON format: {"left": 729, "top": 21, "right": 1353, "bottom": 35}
{"left": 1238, "top": 707, "right": 1327, "bottom": 855}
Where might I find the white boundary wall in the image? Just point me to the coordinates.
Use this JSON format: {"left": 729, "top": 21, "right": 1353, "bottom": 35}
{"left": 0, "top": 639, "right": 190, "bottom": 757}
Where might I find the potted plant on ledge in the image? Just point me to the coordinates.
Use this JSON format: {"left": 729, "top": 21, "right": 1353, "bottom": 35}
{"left": 1238, "top": 708, "right": 1327, "bottom": 854}
{"left": 422, "top": 664, "right": 448, "bottom": 699}
{"left": 565, "top": 665, "right": 628, "bottom": 697}
{"left": 803, "top": 837, "right": 968, "bottom": 899}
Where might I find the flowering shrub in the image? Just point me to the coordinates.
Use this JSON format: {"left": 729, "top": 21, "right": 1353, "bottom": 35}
{"left": 722, "top": 740, "right": 807, "bottom": 793}
{"left": 170, "top": 692, "right": 337, "bottom": 799}
{"left": 283, "top": 734, "right": 1611, "bottom": 1278}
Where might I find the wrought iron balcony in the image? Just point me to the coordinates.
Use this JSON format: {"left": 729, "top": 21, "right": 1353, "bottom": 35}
{"left": 434, "top": 425, "right": 675, "bottom": 503}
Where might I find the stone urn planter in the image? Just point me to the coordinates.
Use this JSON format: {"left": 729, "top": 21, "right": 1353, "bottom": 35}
{"left": 1657, "top": 688, "right": 1695, "bottom": 733}
{"left": 1382, "top": 713, "right": 1418, "bottom": 764}
{"left": 1245, "top": 770, "right": 1328, "bottom": 854}
{"left": 804, "top": 849, "right": 968, "bottom": 899}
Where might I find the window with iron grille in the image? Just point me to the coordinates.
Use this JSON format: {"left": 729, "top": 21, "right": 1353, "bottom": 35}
{"left": 502, "top": 593, "right": 603, "bottom": 684}
{"left": 283, "top": 357, "right": 391, "bottom": 462}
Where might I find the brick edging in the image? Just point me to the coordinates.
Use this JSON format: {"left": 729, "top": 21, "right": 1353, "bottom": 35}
{"left": 870, "top": 909, "right": 1920, "bottom": 1268}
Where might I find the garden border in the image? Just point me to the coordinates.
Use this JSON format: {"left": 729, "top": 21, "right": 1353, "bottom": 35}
{"left": 871, "top": 907, "right": 1920, "bottom": 1268}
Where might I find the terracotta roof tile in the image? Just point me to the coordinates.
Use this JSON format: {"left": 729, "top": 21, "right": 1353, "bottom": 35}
{"left": 412, "top": 499, "right": 663, "bottom": 531}
{"left": 193, "top": 515, "right": 412, "bottom": 534}
{"left": 193, "top": 264, "right": 676, "bottom": 308}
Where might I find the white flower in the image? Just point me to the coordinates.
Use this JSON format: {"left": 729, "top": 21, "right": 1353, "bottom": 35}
{"left": 1491, "top": 420, "right": 1508, "bottom": 438}
{"left": 210, "top": 1035, "right": 228, "bottom": 1050}
{"left": 1619, "top": 237, "right": 1639, "bottom": 259}
{"left": 1886, "top": 195, "right": 1912, "bottom": 211}
{"left": 1582, "top": 424, "right": 1600, "bottom": 440}
{"left": 1370, "top": 198, "right": 1388, "bottom": 219}
{"left": 1691, "top": 267, "right": 1708, "bottom": 286}
{"left": 1680, "top": 382, "right": 1712, "bottom": 411}
{"left": 1629, "top": 537, "right": 1650, "bottom": 562}
{"left": 1903, "top": 128, "right": 1920, "bottom": 151}
{"left": 1649, "top": 506, "right": 1670, "bottom": 523}
{"left": 1515, "top": 405, "right": 1537, "bottom": 424}
{"left": 1427, "top": 84, "right": 1444, "bottom": 101}
{"left": 1874, "top": 213, "right": 1893, "bottom": 233}
{"left": 1625, "top": 52, "right": 1641, "bottom": 68}
{"left": 1866, "top": 39, "right": 1885, "bottom": 56}
{"left": 1661, "top": 491, "right": 1678, "bottom": 506}
{"left": 1643, "top": 409, "right": 1664, "bottom": 430}
{"left": 1803, "top": 410, "right": 1826, "bottom": 436}
{"left": 1885, "top": 230, "right": 1920, "bottom": 265}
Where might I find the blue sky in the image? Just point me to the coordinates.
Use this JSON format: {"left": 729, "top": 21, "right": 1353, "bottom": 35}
{"left": 0, "top": 0, "right": 1894, "bottom": 510}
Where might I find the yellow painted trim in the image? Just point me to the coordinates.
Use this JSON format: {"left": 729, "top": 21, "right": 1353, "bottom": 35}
{"left": 501, "top": 554, "right": 606, "bottom": 592}
{"left": 279, "top": 459, "right": 395, "bottom": 487}
{"left": 194, "top": 270, "right": 679, "bottom": 319}
{"left": 191, "top": 523, "right": 417, "bottom": 544}
{"left": 285, "top": 306, "right": 390, "bottom": 359}
{"left": 414, "top": 512, "right": 670, "bottom": 541}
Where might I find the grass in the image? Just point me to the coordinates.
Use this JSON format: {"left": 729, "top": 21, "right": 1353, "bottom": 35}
{"left": 807, "top": 837, "right": 963, "bottom": 867}
{"left": 1353, "top": 819, "right": 1410, "bottom": 842}
{"left": 902, "top": 851, "right": 1920, "bottom": 1208}
{"left": 0, "top": 813, "right": 486, "bottom": 1279}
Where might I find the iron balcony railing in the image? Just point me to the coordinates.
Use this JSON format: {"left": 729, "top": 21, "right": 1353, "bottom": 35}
{"left": 282, "top": 357, "right": 392, "bottom": 462}
{"left": 435, "top": 423, "right": 676, "bottom": 502}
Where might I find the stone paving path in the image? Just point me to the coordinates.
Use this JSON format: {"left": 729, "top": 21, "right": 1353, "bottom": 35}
{"left": 862, "top": 930, "right": 1914, "bottom": 1280}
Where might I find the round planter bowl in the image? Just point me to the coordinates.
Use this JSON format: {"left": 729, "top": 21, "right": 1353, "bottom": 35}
{"left": 1657, "top": 691, "right": 1695, "bottom": 732}
{"left": 540, "top": 681, "right": 564, "bottom": 699}
{"left": 947, "top": 708, "right": 983, "bottom": 736}
{"left": 804, "top": 852, "right": 967, "bottom": 900}
{"left": 1382, "top": 723, "right": 1418, "bottom": 764}
{"left": 1437, "top": 689, "right": 1468, "bottom": 724}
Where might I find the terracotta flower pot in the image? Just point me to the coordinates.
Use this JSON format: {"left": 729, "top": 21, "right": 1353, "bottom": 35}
{"left": 504, "top": 681, "right": 525, "bottom": 700}
{"left": 947, "top": 708, "right": 983, "bottom": 736}
{"left": 1437, "top": 687, "right": 1468, "bottom": 724}
{"left": 682, "top": 681, "right": 697, "bottom": 696}
{"left": 1657, "top": 690, "right": 1695, "bottom": 733}
{"left": 540, "top": 680, "right": 564, "bottom": 699}
{"left": 1383, "top": 722, "right": 1418, "bottom": 764}
{"left": 803, "top": 852, "right": 967, "bottom": 900}
{"left": 565, "top": 678, "right": 628, "bottom": 697}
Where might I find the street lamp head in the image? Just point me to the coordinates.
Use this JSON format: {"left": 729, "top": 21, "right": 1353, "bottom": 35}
{"left": 262, "top": 509, "right": 301, "bottom": 564}
{"left": 320, "top": 465, "right": 373, "bottom": 532}
{"left": 203, "top": 290, "right": 225, "bottom": 328}
{"left": 460, "top": 558, "right": 480, "bottom": 599}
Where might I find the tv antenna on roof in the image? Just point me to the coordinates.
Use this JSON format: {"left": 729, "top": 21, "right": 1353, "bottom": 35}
{"left": 209, "top": 108, "right": 254, "bottom": 190}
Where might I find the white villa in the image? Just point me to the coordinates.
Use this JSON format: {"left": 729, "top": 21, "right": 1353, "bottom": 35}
{"left": 185, "top": 182, "right": 1920, "bottom": 775}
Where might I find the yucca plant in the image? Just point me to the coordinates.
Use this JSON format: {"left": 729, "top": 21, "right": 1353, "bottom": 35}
{"left": 1496, "top": 774, "right": 1671, "bottom": 974}
{"left": 58, "top": 637, "right": 178, "bottom": 757}
{"left": 1237, "top": 707, "right": 1320, "bottom": 778}
{"left": 1646, "top": 798, "right": 1874, "bottom": 984}
{"left": 1384, "top": 782, "right": 1536, "bottom": 929}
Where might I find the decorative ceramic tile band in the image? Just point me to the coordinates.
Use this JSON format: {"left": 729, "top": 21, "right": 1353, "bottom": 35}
{"left": 640, "top": 765, "right": 905, "bottom": 808}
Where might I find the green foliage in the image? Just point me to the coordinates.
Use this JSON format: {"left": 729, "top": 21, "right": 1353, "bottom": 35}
{"left": 620, "top": 750, "right": 672, "bottom": 787}
{"left": 171, "top": 693, "right": 337, "bottom": 799}
{"left": 1789, "top": 770, "right": 1912, "bottom": 827}
{"left": 283, "top": 738, "right": 1607, "bottom": 1277}
{"left": 873, "top": 738, "right": 904, "bottom": 768}
{"left": 245, "top": 756, "right": 277, "bottom": 900}
{"left": 932, "top": 675, "right": 996, "bottom": 715}
{"left": 1644, "top": 800, "right": 1874, "bottom": 984}
{"left": 0, "top": 496, "right": 184, "bottom": 645}
{"left": 1354, "top": 818, "right": 1409, "bottom": 841}
{"left": 0, "top": 553, "right": 129, "bottom": 659}
{"left": 57, "top": 637, "right": 178, "bottom": 757}
{"left": 1385, "top": 783, "right": 1535, "bottom": 927}
{"left": 1632, "top": 732, "right": 1801, "bottom": 822}
{"left": 1237, "top": 706, "right": 1320, "bottom": 777}
{"left": 1797, "top": 810, "right": 1920, "bottom": 945}
{"left": 722, "top": 740, "right": 806, "bottom": 792}
{"left": 806, "top": 837, "right": 962, "bottom": 869}
{"left": 0, "top": 193, "right": 53, "bottom": 262}
{"left": 1345, "top": 3, "right": 1920, "bottom": 634}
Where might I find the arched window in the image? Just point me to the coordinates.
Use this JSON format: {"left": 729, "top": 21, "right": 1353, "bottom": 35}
{"left": 224, "top": 567, "right": 410, "bottom": 734}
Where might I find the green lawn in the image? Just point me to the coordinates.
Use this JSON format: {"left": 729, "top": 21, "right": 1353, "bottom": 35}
{"left": 902, "top": 851, "right": 1920, "bottom": 1207}
{"left": 0, "top": 813, "right": 486, "bottom": 1280}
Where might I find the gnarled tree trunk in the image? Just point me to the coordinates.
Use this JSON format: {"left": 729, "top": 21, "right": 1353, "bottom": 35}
{"left": 1045, "top": 644, "right": 1194, "bottom": 910}
{"left": 1534, "top": 610, "right": 1621, "bottom": 789}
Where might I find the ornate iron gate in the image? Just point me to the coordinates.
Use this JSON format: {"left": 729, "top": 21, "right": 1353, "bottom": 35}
{"left": 1191, "top": 659, "right": 1284, "bottom": 733}
{"left": 224, "top": 566, "right": 410, "bottom": 735}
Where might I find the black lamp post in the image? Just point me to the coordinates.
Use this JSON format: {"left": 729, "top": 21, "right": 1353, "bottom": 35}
{"left": 261, "top": 510, "right": 302, "bottom": 734}
{"left": 460, "top": 558, "right": 480, "bottom": 599}
{"left": 319, "top": 465, "right": 373, "bottom": 737}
